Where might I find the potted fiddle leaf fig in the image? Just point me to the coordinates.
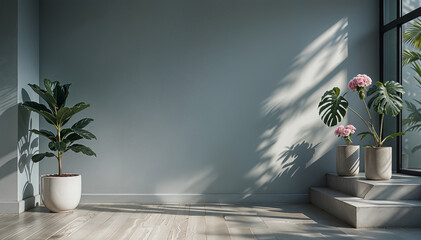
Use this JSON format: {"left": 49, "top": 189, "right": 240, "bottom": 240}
{"left": 318, "top": 74, "right": 405, "bottom": 180}
{"left": 22, "top": 79, "right": 96, "bottom": 212}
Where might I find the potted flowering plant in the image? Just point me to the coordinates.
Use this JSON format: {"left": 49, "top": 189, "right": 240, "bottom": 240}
{"left": 318, "top": 74, "right": 405, "bottom": 180}
{"left": 334, "top": 125, "right": 359, "bottom": 176}
{"left": 22, "top": 79, "right": 96, "bottom": 212}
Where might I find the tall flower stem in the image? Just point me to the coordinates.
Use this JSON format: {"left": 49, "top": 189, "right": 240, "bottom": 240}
{"left": 347, "top": 106, "right": 379, "bottom": 144}
{"left": 379, "top": 113, "right": 385, "bottom": 147}
{"left": 347, "top": 107, "right": 370, "bottom": 129}
{"left": 362, "top": 99, "right": 380, "bottom": 142}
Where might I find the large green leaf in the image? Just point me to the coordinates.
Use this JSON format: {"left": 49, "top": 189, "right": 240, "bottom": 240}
{"left": 55, "top": 142, "right": 67, "bottom": 152}
{"left": 72, "top": 118, "right": 94, "bottom": 129}
{"left": 56, "top": 107, "right": 72, "bottom": 125}
{"left": 69, "top": 144, "right": 96, "bottom": 157}
{"left": 49, "top": 141, "right": 66, "bottom": 152}
{"left": 53, "top": 82, "right": 71, "bottom": 108}
{"left": 402, "top": 50, "right": 421, "bottom": 66}
{"left": 410, "top": 62, "right": 421, "bottom": 86}
{"left": 22, "top": 101, "right": 56, "bottom": 125}
{"left": 412, "top": 145, "right": 421, "bottom": 153}
{"left": 32, "top": 152, "right": 56, "bottom": 162}
{"left": 28, "top": 83, "right": 57, "bottom": 111}
{"left": 56, "top": 103, "right": 90, "bottom": 126}
{"left": 403, "top": 18, "right": 421, "bottom": 52}
{"left": 318, "top": 87, "right": 348, "bottom": 127}
{"left": 64, "top": 133, "right": 83, "bottom": 142}
{"left": 381, "top": 132, "right": 405, "bottom": 145}
{"left": 367, "top": 81, "right": 405, "bottom": 117}
{"left": 29, "top": 129, "right": 55, "bottom": 140}
{"left": 48, "top": 142, "right": 56, "bottom": 151}
{"left": 60, "top": 128, "right": 73, "bottom": 138}
{"left": 403, "top": 101, "right": 421, "bottom": 127}
{"left": 406, "top": 123, "right": 421, "bottom": 132}
{"left": 43, "top": 79, "right": 56, "bottom": 95}
{"left": 72, "top": 128, "right": 97, "bottom": 140}
{"left": 357, "top": 131, "right": 374, "bottom": 141}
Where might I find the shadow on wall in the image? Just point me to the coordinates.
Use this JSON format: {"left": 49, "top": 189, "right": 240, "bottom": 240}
{"left": 0, "top": 86, "right": 18, "bottom": 182}
{"left": 244, "top": 18, "right": 349, "bottom": 195}
{"left": 18, "top": 89, "right": 39, "bottom": 199}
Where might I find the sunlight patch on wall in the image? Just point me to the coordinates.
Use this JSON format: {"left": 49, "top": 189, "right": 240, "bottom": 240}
{"left": 245, "top": 18, "right": 349, "bottom": 194}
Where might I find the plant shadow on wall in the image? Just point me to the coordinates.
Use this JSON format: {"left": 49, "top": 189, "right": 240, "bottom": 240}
{"left": 0, "top": 86, "right": 18, "bottom": 182}
{"left": 18, "top": 89, "right": 39, "bottom": 199}
{"left": 244, "top": 18, "right": 349, "bottom": 194}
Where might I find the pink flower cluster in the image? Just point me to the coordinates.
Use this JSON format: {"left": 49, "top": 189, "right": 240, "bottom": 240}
{"left": 348, "top": 74, "right": 372, "bottom": 91}
{"left": 334, "top": 125, "right": 356, "bottom": 137}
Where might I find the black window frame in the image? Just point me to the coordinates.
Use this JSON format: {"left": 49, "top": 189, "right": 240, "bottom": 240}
{"left": 381, "top": 0, "right": 421, "bottom": 176}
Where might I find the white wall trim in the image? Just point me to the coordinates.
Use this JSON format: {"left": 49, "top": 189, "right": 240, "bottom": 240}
{"left": 0, "top": 194, "right": 41, "bottom": 213}
{"left": 81, "top": 193, "right": 309, "bottom": 204}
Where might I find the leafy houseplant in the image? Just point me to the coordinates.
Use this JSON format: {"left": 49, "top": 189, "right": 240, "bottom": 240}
{"left": 318, "top": 74, "right": 405, "bottom": 147}
{"left": 22, "top": 79, "right": 96, "bottom": 212}
{"left": 318, "top": 74, "right": 405, "bottom": 180}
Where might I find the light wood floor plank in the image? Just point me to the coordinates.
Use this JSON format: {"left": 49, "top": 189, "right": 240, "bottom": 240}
{"left": 47, "top": 209, "right": 101, "bottom": 239}
{"left": 142, "top": 206, "right": 164, "bottom": 227}
{"left": 1, "top": 203, "right": 416, "bottom": 240}
{"left": 167, "top": 204, "right": 190, "bottom": 240}
{"left": 128, "top": 226, "right": 153, "bottom": 240}
{"left": 147, "top": 226, "right": 172, "bottom": 240}
{"left": 25, "top": 212, "right": 86, "bottom": 240}
{"left": 89, "top": 213, "right": 131, "bottom": 240}
{"left": 0, "top": 211, "right": 54, "bottom": 239}
{"left": 185, "top": 205, "right": 206, "bottom": 240}
{"left": 228, "top": 227, "right": 256, "bottom": 240}
{"left": 205, "top": 204, "right": 231, "bottom": 240}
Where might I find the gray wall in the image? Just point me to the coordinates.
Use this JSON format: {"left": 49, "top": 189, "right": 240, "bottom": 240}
{"left": 39, "top": 0, "right": 379, "bottom": 202}
{"left": 0, "top": 0, "right": 19, "bottom": 203}
{"left": 17, "top": 0, "right": 39, "bottom": 201}
{"left": 0, "top": 0, "right": 39, "bottom": 212}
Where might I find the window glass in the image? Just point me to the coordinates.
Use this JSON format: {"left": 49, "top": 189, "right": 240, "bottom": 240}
{"left": 402, "top": 18, "right": 421, "bottom": 170}
{"left": 403, "top": 0, "right": 421, "bottom": 16}
{"left": 382, "top": 28, "right": 398, "bottom": 170}
{"left": 385, "top": 0, "right": 398, "bottom": 24}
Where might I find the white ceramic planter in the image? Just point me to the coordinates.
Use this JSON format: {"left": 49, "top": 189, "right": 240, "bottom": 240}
{"left": 336, "top": 145, "right": 360, "bottom": 176}
{"left": 364, "top": 147, "right": 392, "bottom": 180}
{"left": 41, "top": 174, "right": 81, "bottom": 212}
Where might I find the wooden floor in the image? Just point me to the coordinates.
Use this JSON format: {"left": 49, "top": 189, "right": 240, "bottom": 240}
{"left": 0, "top": 203, "right": 421, "bottom": 240}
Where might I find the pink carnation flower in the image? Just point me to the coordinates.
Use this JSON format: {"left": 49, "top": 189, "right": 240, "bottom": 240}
{"left": 341, "top": 128, "right": 351, "bottom": 136}
{"left": 345, "top": 124, "right": 356, "bottom": 134}
{"left": 334, "top": 125, "right": 345, "bottom": 136}
{"left": 348, "top": 80, "right": 356, "bottom": 91}
{"left": 348, "top": 74, "right": 372, "bottom": 91}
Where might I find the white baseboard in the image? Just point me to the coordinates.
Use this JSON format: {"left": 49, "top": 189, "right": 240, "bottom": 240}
{"left": 0, "top": 195, "right": 41, "bottom": 213}
{"left": 81, "top": 193, "right": 309, "bottom": 204}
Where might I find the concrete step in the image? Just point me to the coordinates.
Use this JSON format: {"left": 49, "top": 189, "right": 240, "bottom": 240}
{"left": 326, "top": 173, "right": 421, "bottom": 200}
{"left": 310, "top": 187, "right": 421, "bottom": 228}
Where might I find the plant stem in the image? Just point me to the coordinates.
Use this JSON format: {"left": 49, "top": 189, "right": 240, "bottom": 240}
{"left": 362, "top": 99, "right": 380, "bottom": 142}
{"left": 348, "top": 106, "right": 379, "bottom": 144}
{"left": 57, "top": 124, "right": 62, "bottom": 176}
{"left": 347, "top": 107, "right": 371, "bottom": 129}
{"left": 379, "top": 114, "right": 384, "bottom": 147}
{"left": 58, "top": 152, "right": 62, "bottom": 176}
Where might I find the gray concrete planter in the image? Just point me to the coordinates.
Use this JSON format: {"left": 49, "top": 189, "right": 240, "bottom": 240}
{"left": 336, "top": 145, "right": 360, "bottom": 176}
{"left": 364, "top": 147, "right": 392, "bottom": 180}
